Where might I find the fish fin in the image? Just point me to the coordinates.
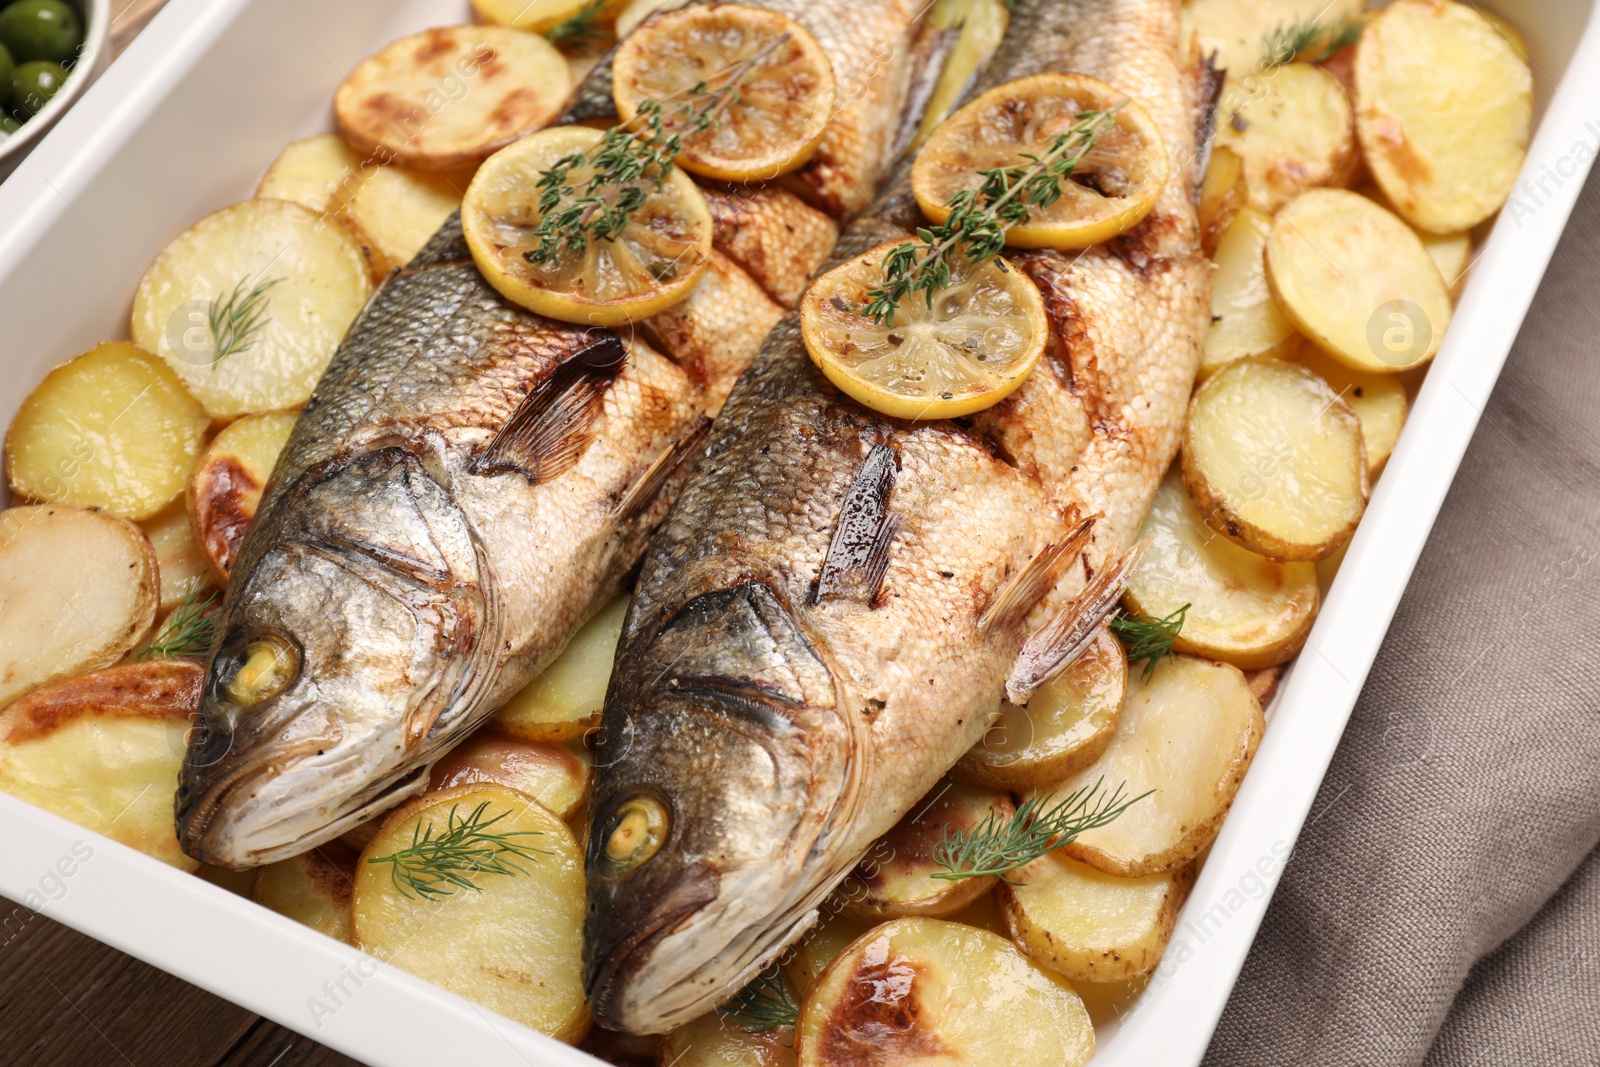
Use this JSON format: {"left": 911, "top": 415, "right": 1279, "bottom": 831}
{"left": 616, "top": 416, "right": 712, "bottom": 523}
{"left": 1190, "top": 51, "right": 1226, "bottom": 201}
{"left": 980, "top": 516, "right": 1098, "bottom": 634}
{"left": 813, "top": 443, "right": 900, "bottom": 605}
{"left": 1005, "top": 536, "right": 1153, "bottom": 706}
{"left": 473, "top": 334, "right": 628, "bottom": 483}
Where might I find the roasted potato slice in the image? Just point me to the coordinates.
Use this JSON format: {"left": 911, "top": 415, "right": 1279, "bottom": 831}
{"left": 1355, "top": 0, "right": 1532, "bottom": 234}
{"left": 335, "top": 26, "right": 571, "bottom": 172}
{"left": 1294, "top": 342, "right": 1409, "bottom": 476}
{"left": 955, "top": 628, "right": 1126, "bottom": 790}
{"left": 1244, "top": 665, "right": 1283, "bottom": 708}
{"left": 1356, "top": 182, "right": 1473, "bottom": 298}
{"left": 785, "top": 912, "right": 873, "bottom": 997}
{"left": 1184, "top": 0, "right": 1365, "bottom": 84}
{"left": 344, "top": 164, "right": 468, "bottom": 280}
{"left": 138, "top": 500, "right": 212, "bottom": 614}
{"left": 1197, "top": 145, "right": 1248, "bottom": 256}
{"left": 1183, "top": 357, "right": 1368, "bottom": 562}
{"left": 0, "top": 661, "right": 201, "bottom": 870}
{"left": 1000, "top": 853, "right": 1194, "bottom": 983}
{"left": 429, "top": 732, "right": 592, "bottom": 823}
{"left": 474, "top": 0, "right": 623, "bottom": 34}
{"left": 912, "top": 0, "right": 1011, "bottom": 148}
{"left": 187, "top": 410, "right": 296, "bottom": 581}
{"left": 131, "top": 199, "right": 372, "bottom": 419}
{"left": 1074, "top": 976, "right": 1148, "bottom": 1028}
{"left": 1125, "top": 470, "right": 1319, "bottom": 669}
{"left": 1216, "top": 63, "right": 1357, "bottom": 215}
{"left": 0, "top": 505, "right": 159, "bottom": 705}
{"left": 353, "top": 784, "right": 588, "bottom": 1041}
{"left": 662, "top": 1010, "right": 796, "bottom": 1067}
{"left": 256, "top": 132, "right": 367, "bottom": 220}
{"left": 795, "top": 919, "right": 1093, "bottom": 1067}
{"left": 6, "top": 342, "right": 208, "bottom": 520}
{"left": 495, "top": 594, "right": 629, "bottom": 742}
{"left": 1202, "top": 207, "right": 1298, "bottom": 380}
{"left": 253, "top": 841, "right": 359, "bottom": 943}
{"left": 1058, "top": 655, "right": 1264, "bottom": 877}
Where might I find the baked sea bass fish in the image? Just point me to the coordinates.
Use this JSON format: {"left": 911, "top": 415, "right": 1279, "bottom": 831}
{"left": 583, "top": 0, "right": 1215, "bottom": 1032}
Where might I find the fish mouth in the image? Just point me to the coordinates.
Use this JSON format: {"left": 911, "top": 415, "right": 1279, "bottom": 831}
{"left": 585, "top": 865, "right": 720, "bottom": 1032}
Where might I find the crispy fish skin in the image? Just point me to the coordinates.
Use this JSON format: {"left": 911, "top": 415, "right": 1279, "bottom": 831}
{"left": 583, "top": 0, "right": 1211, "bottom": 1034}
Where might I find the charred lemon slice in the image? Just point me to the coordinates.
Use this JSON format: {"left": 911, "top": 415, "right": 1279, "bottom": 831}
{"left": 799, "top": 242, "right": 1048, "bottom": 420}
{"left": 611, "top": 4, "right": 836, "bottom": 183}
{"left": 462, "top": 126, "right": 713, "bottom": 328}
{"left": 914, "top": 73, "right": 1169, "bottom": 250}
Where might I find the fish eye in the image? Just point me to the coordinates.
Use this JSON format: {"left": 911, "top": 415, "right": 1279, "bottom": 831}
{"left": 602, "top": 796, "right": 669, "bottom": 872}
{"left": 222, "top": 635, "right": 301, "bottom": 706}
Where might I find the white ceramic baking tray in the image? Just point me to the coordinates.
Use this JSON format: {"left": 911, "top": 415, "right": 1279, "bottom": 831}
{"left": 0, "top": 0, "right": 1596, "bottom": 1063}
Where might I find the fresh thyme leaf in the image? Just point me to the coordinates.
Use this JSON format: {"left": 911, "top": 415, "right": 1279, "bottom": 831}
{"left": 208, "top": 274, "right": 284, "bottom": 366}
{"left": 718, "top": 964, "right": 798, "bottom": 1035}
{"left": 1260, "top": 15, "right": 1364, "bottom": 68}
{"left": 546, "top": 0, "right": 608, "bottom": 55}
{"left": 1111, "top": 603, "right": 1189, "bottom": 681}
{"left": 864, "top": 104, "right": 1121, "bottom": 326}
{"left": 134, "top": 580, "right": 218, "bottom": 661}
{"left": 930, "top": 777, "right": 1152, "bottom": 884}
{"left": 367, "top": 800, "right": 550, "bottom": 901}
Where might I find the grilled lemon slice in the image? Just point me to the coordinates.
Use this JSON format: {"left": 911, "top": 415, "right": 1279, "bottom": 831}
{"left": 913, "top": 73, "right": 1169, "bottom": 250}
{"left": 611, "top": 4, "right": 836, "bottom": 183}
{"left": 799, "top": 241, "right": 1048, "bottom": 420}
{"left": 462, "top": 126, "right": 713, "bottom": 327}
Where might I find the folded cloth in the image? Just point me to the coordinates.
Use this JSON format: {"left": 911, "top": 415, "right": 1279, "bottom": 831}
{"left": 1203, "top": 169, "right": 1600, "bottom": 1067}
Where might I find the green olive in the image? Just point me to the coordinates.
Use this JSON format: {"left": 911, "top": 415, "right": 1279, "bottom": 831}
{"left": 10, "top": 58, "right": 65, "bottom": 117}
{"left": 0, "top": 0, "right": 83, "bottom": 64}
{"left": 0, "top": 42, "right": 14, "bottom": 106}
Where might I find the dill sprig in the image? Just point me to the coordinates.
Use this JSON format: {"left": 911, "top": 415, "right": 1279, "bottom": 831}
{"left": 367, "top": 801, "right": 550, "bottom": 900}
{"left": 1111, "top": 603, "right": 1189, "bottom": 681}
{"left": 208, "top": 274, "right": 283, "bottom": 366}
{"left": 931, "top": 777, "right": 1152, "bottom": 884}
{"left": 135, "top": 581, "right": 218, "bottom": 661}
{"left": 718, "top": 964, "right": 799, "bottom": 1035}
{"left": 546, "top": 0, "right": 608, "bottom": 54}
{"left": 1261, "top": 15, "right": 1364, "bottom": 68}
{"left": 864, "top": 104, "right": 1122, "bottom": 326}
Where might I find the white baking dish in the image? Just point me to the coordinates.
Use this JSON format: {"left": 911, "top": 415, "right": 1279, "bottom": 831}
{"left": 0, "top": 1, "right": 1595, "bottom": 1063}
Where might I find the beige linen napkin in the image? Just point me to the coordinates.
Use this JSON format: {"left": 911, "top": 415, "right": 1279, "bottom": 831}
{"left": 1204, "top": 171, "right": 1600, "bottom": 1065}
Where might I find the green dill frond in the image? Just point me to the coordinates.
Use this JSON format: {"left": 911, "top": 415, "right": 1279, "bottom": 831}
{"left": 208, "top": 274, "right": 284, "bottom": 366}
{"left": 367, "top": 801, "right": 550, "bottom": 900}
{"left": 546, "top": 0, "right": 609, "bottom": 55}
{"left": 1110, "top": 603, "right": 1189, "bottom": 681}
{"left": 718, "top": 964, "right": 799, "bottom": 1035}
{"left": 135, "top": 580, "right": 218, "bottom": 661}
{"left": 1260, "top": 15, "right": 1363, "bottom": 68}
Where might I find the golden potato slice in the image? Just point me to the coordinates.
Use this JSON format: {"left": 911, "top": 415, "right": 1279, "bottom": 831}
{"left": 474, "top": 0, "right": 622, "bottom": 34}
{"left": 1479, "top": 11, "right": 1529, "bottom": 63}
{"left": 0, "top": 505, "right": 159, "bottom": 706}
{"left": 1216, "top": 63, "right": 1357, "bottom": 214}
{"left": 1000, "top": 853, "right": 1193, "bottom": 983}
{"left": 1244, "top": 665, "right": 1283, "bottom": 708}
{"left": 256, "top": 133, "right": 367, "bottom": 219}
{"left": 1356, "top": 181, "right": 1474, "bottom": 298}
{"left": 1267, "top": 190, "right": 1453, "bottom": 374}
{"left": 131, "top": 199, "right": 372, "bottom": 419}
{"left": 1125, "top": 470, "right": 1319, "bottom": 670}
{"left": 138, "top": 500, "right": 212, "bottom": 614}
{"left": 663, "top": 1010, "right": 795, "bottom": 1067}
{"left": 955, "top": 628, "right": 1126, "bottom": 791}
{"left": 353, "top": 784, "right": 588, "bottom": 1041}
{"left": 1184, "top": 0, "right": 1365, "bottom": 83}
{"left": 1183, "top": 357, "right": 1368, "bottom": 562}
{"left": 429, "top": 732, "right": 592, "bottom": 822}
{"left": 253, "top": 841, "right": 359, "bottom": 943}
{"left": 1355, "top": 0, "right": 1532, "bottom": 233}
{"left": 912, "top": 0, "right": 1011, "bottom": 149}
{"left": 1198, "top": 144, "right": 1247, "bottom": 256}
{"left": 335, "top": 26, "right": 571, "bottom": 172}
{"left": 187, "top": 410, "right": 296, "bottom": 581}
{"left": 495, "top": 594, "right": 629, "bottom": 742}
{"left": 834, "top": 780, "right": 1013, "bottom": 922}
{"left": 344, "top": 164, "right": 467, "bottom": 279}
{"left": 0, "top": 661, "right": 200, "bottom": 870}
{"left": 1058, "top": 655, "right": 1264, "bottom": 877}
{"left": 785, "top": 912, "right": 873, "bottom": 997}
{"left": 6, "top": 342, "right": 208, "bottom": 520}
{"left": 795, "top": 919, "right": 1093, "bottom": 1067}
{"left": 615, "top": 0, "right": 685, "bottom": 40}
{"left": 1294, "top": 342, "right": 1408, "bottom": 476}
{"left": 1202, "top": 207, "right": 1298, "bottom": 380}
{"left": 1074, "top": 976, "right": 1148, "bottom": 1028}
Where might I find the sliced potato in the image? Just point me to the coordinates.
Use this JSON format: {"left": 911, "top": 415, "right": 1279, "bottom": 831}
{"left": 1356, "top": 182, "right": 1473, "bottom": 298}
{"left": 429, "top": 732, "right": 592, "bottom": 822}
{"left": 344, "top": 164, "right": 467, "bottom": 279}
{"left": 253, "top": 840, "right": 359, "bottom": 943}
{"left": 0, "top": 505, "right": 159, "bottom": 706}
{"left": 1216, "top": 63, "right": 1357, "bottom": 214}
{"left": 353, "top": 784, "right": 588, "bottom": 1041}
{"left": 131, "top": 199, "right": 372, "bottom": 419}
{"left": 1243, "top": 665, "right": 1283, "bottom": 707}
{"left": 1125, "top": 470, "right": 1319, "bottom": 670}
{"left": 256, "top": 133, "right": 367, "bottom": 219}
{"left": 1355, "top": 0, "right": 1532, "bottom": 233}
{"left": 615, "top": 0, "right": 686, "bottom": 40}
{"left": 955, "top": 628, "right": 1126, "bottom": 790}
{"left": 1183, "top": 357, "right": 1368, "bottom": 562}
{"left": 335, "top": 26, "right": 571, "bottom": 172}
{"left": 913, "top": 0, "right": 1011, "bottom": 148}
{"left": 1294, "top": 342, "right": 1408, "bottom": 476}
{"left": 187, "top": 410, "right": 296, "bottom": 580}
{"left": 0, "top": 661, "right": 201, "bottom": 870}
{"left": 1058, "top": 655, "right": 1264, "bottom": 876}
{"left": 1074, "top": 976, "right": 1148, "bottom": 1029}
{"left": 1198, "top": 144, "right": 1248, "bottom": 256}
{"left": 1202, "top": 207, "right": 1298, "bottom": 380}
{"left": 495, "top": 594, "right": 629, "bottom": 742}
{"left": 139, "top": 500, "right": 213, "bottom": 614}
{"left": 795, "top": 919, "right": 1093, "bottom": 1067}
{"left": 474, "top": 0, "right": 623, "bottom": 34}
{"left": 1184, "top": 0, "right": 1366, "bottom": 84}
{"left": 784, "top": 911, "right": 873, "bottom": 997}
{"left": 663, "top": 1010, "right": 795, "bottom": 1067}
{"left": 6, "top": 342, "right": 208, "bottom": 520}
{"left": 1000, "top": 853, "right": 1193, "bottom": 983}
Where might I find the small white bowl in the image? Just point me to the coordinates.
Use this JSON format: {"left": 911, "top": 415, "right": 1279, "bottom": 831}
{"left": 0, "top": 0, "right": 111, "bottom": 181}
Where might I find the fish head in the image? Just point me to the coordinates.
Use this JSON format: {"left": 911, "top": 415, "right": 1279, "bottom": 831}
{"left": 176, "top": 449, "right": 489, "bottom": 869}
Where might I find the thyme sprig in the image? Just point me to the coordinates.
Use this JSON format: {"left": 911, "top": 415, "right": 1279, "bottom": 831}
{"left": 134, "top": 580, "right": 218, "bottom": 661}
{"left": 718, "top": 964, "right": 799, "bottom": 1035}
{"left": 864, "top": 104, "right": 1123, "bottom": 326}
{"left": 931, "top": 777, "right": 1151, "bottom": 884}
{"left": 545, "top": 0, "right": 608, "bottom": 54}
{"left": 1111, "top": 602, "right": 1189, "bottom": 681}
{"left": 367, "top": 801, "right": 550, "bottom": 900}
{"left": 1261, "top": 15, "right": 1364, "bottom": 68}
{"left": 208, "top": 274, "right": 283, "bottom": 366}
